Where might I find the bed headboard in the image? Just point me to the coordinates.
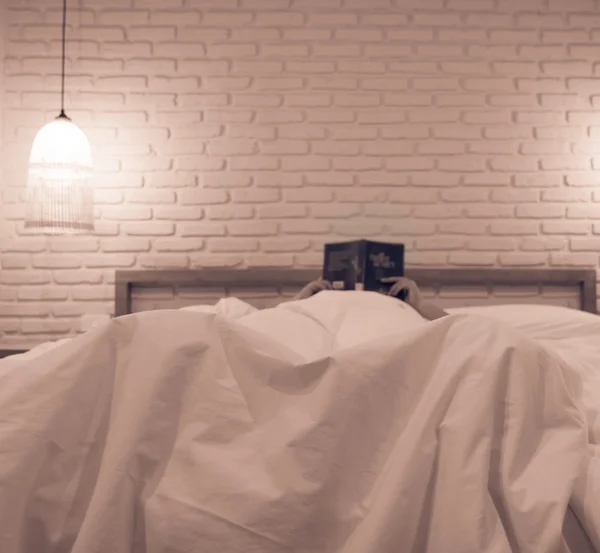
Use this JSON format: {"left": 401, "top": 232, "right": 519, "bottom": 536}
{"left": 114, "top": 268, "right": 598, "bottom": 317}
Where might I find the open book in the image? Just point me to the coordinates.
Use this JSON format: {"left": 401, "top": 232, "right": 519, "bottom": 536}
{"left": 322, "top": 240, "right": 405, "bottom": 295}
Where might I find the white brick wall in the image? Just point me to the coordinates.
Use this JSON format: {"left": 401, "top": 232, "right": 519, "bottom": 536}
{"left": 2, "top": 0, "right": 600, "bottom": 346}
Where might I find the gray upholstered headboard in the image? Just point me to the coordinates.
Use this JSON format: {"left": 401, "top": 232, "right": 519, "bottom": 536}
{"left": 114, "top": 267, "right": 598, "bottom": 316}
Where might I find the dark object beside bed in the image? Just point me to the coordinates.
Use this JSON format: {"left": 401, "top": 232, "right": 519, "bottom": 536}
{"left": 0, "top": 349, "right": 27, "bottom": 359}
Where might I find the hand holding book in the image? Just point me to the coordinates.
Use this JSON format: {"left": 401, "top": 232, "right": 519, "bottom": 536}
{"left": 382, "top": 277, "right": 447, "bottom": 321}
{"left": 381, "top": 276, "right": 421, "bottom": 305}
{"left": 294, "top": 278, "right": 333, "bottom": 300}
{"left": 293, "top": 276, "right": 448, "bottom": 321}
{"left": 292, "top": 240, "right": 447, "bottom": 320}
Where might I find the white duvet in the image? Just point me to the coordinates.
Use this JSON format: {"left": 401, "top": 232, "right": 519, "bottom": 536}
{"left": 0, "top": 291, "right": 598, "bottom": 553}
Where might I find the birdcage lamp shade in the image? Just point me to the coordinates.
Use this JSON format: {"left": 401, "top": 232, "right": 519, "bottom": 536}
{"left": 25, "top": 116, "right": 94, "bottom": 234}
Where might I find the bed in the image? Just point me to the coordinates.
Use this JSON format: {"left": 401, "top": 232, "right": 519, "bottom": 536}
{"left": 0, "top": 267, "right": 598, "bottom": 553}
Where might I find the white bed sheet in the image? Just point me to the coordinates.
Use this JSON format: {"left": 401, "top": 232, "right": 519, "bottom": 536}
{"left": 448, "top": 304, "right": 600, "bottom": 552}
{"left": 0, "top": 293, "right": 597, "bottom": 552}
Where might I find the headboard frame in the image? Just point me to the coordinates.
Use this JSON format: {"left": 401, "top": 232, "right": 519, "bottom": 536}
{"left": 114, "top": 267, "right": 597, "bottom": 317}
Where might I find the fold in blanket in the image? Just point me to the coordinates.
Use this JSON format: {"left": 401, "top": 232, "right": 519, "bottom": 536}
{"left": 0, "top": 293, "right": 594, "bottom": 553}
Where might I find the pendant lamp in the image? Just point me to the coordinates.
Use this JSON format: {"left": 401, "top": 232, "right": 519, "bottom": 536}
{"left": 25, "top": 0, "right": 93, "bottom": 234}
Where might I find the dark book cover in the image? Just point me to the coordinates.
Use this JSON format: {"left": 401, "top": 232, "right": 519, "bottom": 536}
{"left": 322, "top": 240, "right": 405, "bottom": 294}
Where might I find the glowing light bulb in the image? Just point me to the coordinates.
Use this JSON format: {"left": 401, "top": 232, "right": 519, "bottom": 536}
{"left": 26, "top": 115, "right": 94, "bottom": 234}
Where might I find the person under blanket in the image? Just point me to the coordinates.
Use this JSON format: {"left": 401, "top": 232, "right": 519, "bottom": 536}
{"left": 293, "top": 276, "right": 449, "bottom": 321}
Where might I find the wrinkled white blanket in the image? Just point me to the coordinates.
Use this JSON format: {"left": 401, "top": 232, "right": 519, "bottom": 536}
{"left": 0, "top": 292, "right": 597, "bottom": 553}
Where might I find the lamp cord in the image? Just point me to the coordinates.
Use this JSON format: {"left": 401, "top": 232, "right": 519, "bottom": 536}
{"left": 59, "top": 0, "right": 67, "bottom": 117}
